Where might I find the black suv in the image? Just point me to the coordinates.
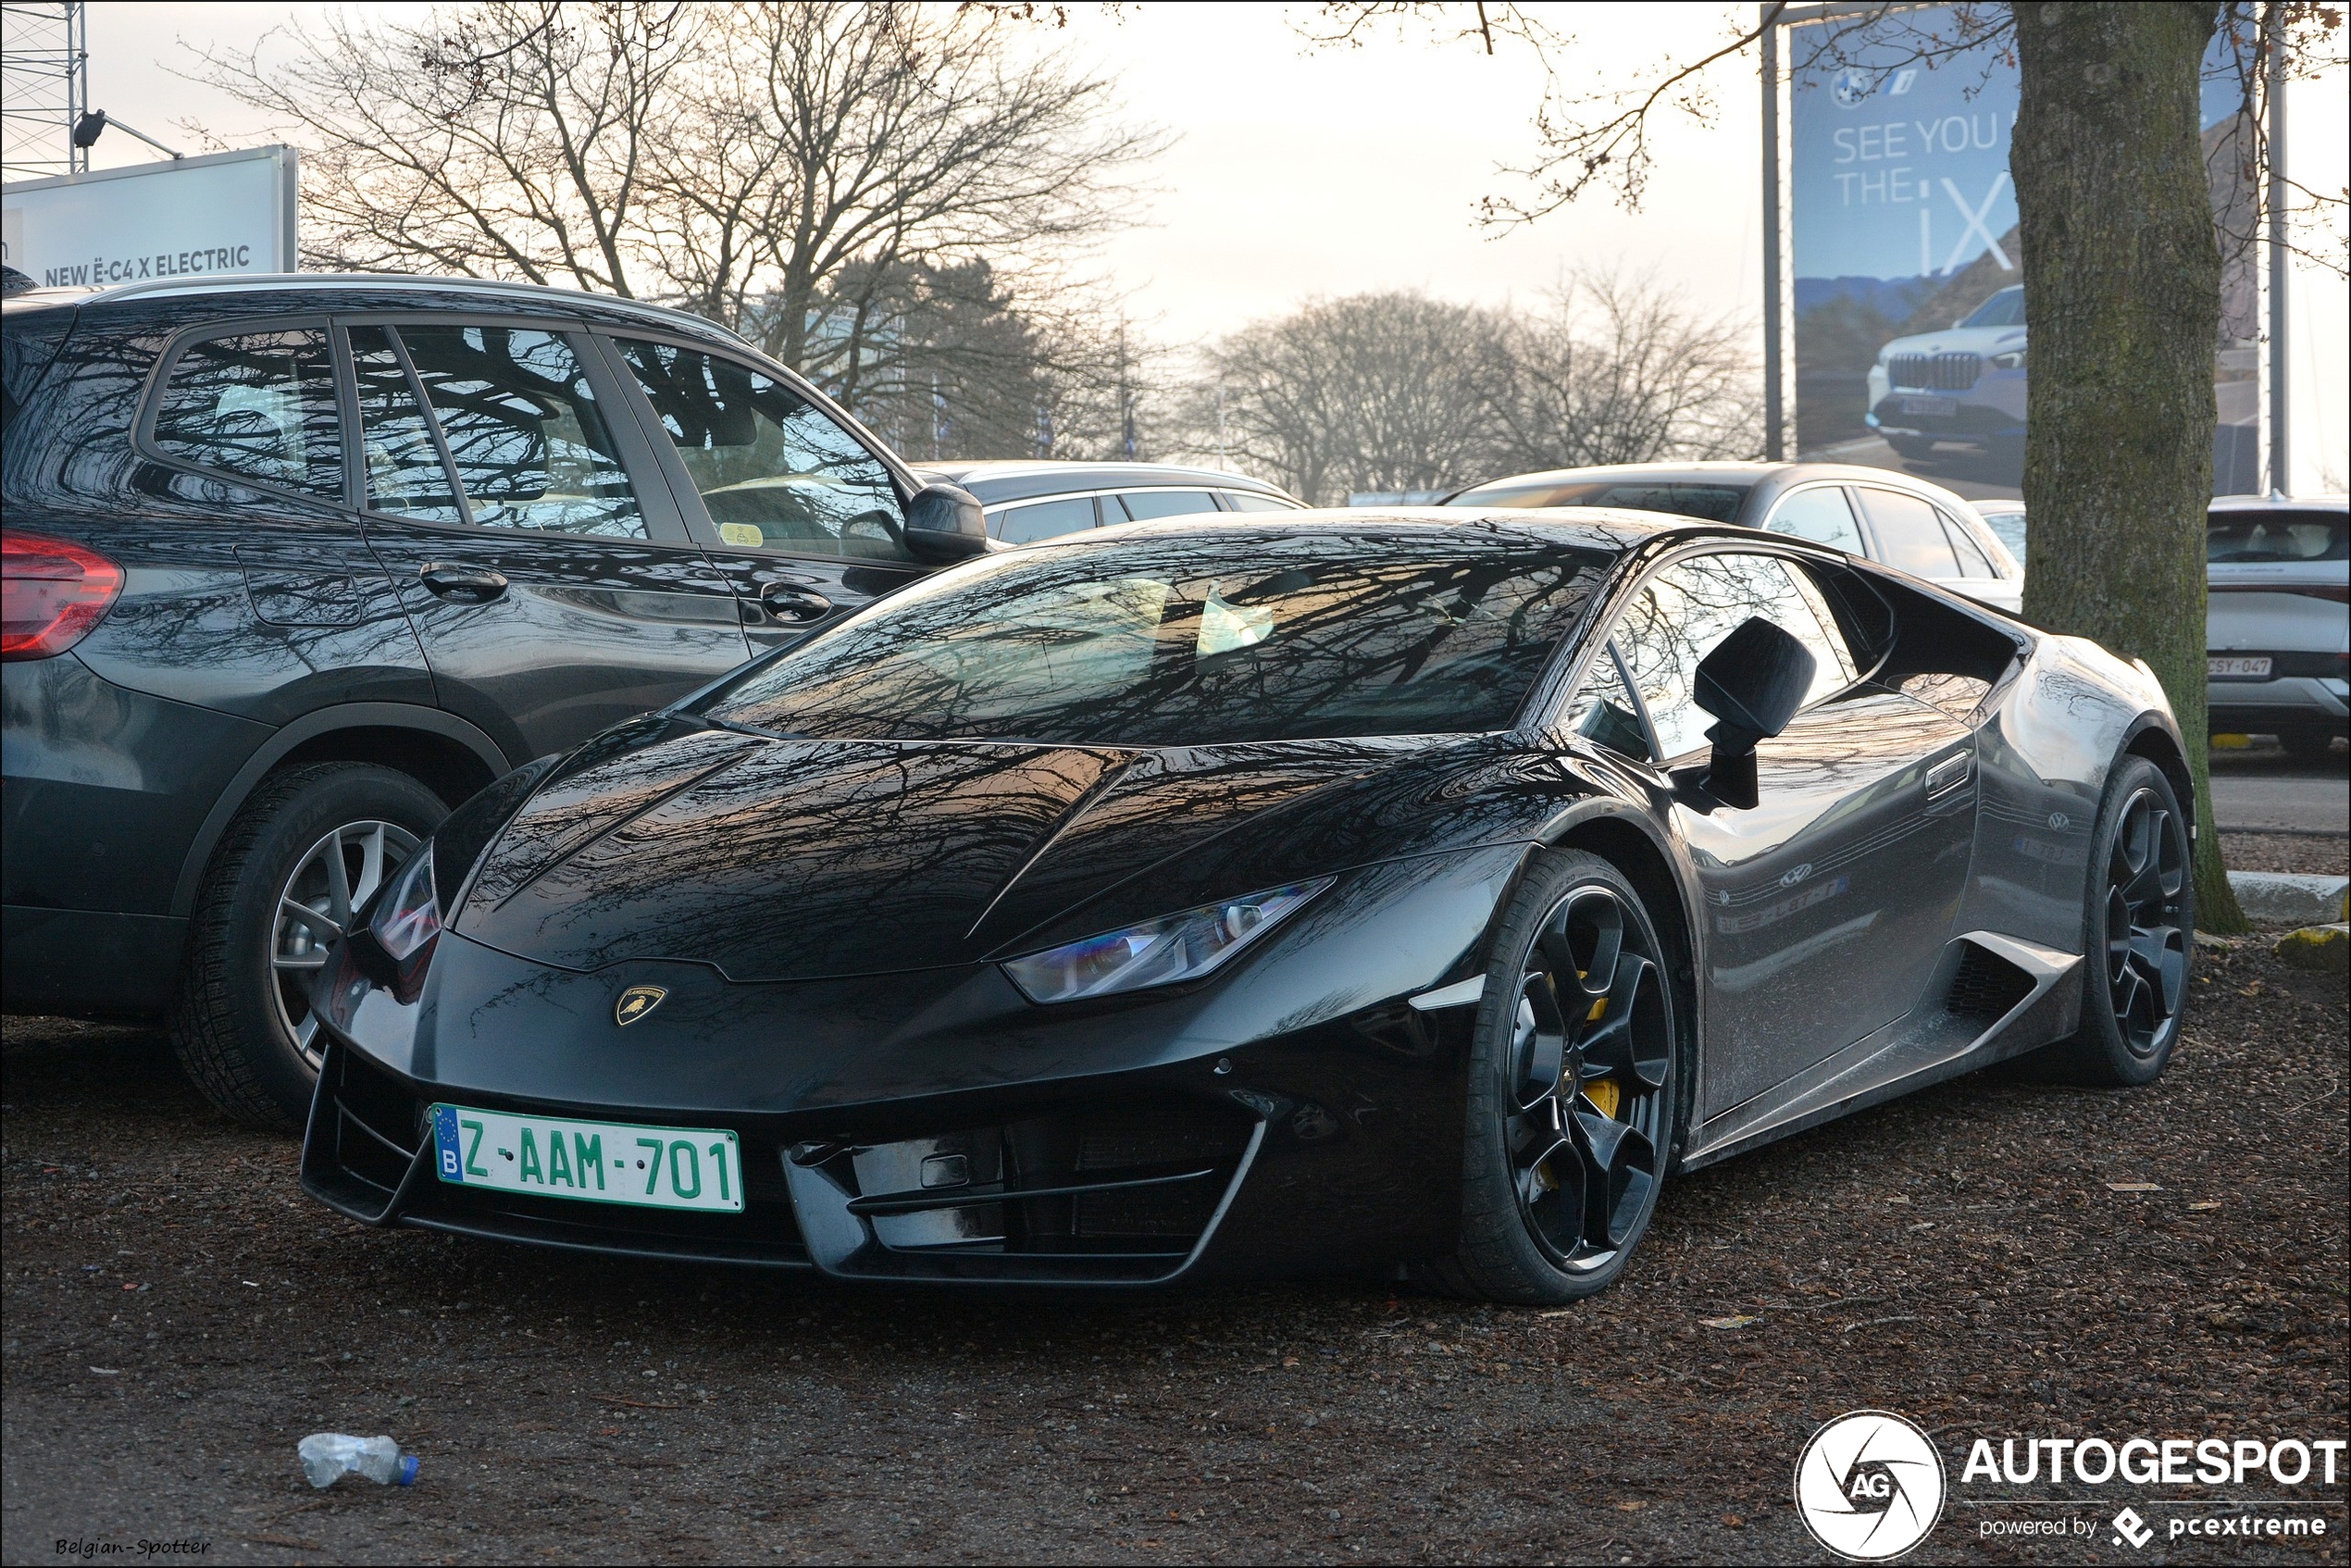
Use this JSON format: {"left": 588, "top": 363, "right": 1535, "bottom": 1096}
{"left": 3, "top": 273, "right": 987, "bottom": 1126}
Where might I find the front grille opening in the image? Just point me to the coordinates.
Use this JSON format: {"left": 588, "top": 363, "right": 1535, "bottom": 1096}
{"left": 1946, "top": 941, "right": 2035, "bottom": 1019}
{"left": 328, "top": 1047, "right": 424, "bottom": 1195}
{"left": 831, "top": 1100, "right": 1255, "bottom": 1261}
{"left": 1888, "top": 351, "right": 1984, "bottom": 392}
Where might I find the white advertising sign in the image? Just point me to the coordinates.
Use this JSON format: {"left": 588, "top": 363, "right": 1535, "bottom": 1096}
{"left": 1, "top": 145, "right": 299, "bottom": 290}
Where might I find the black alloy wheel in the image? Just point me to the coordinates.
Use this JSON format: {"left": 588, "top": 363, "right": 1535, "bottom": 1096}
{"left": 2102, "top": 785, "right": 2189, "bottom": 1059}
{"left": 2036, "top": 754, "right": 2195, "bottom": 1087}
{"left": 1421, "top": 849, "right": 1682, "bottom": 1304}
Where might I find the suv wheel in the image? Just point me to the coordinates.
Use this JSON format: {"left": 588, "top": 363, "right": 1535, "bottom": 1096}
{"left": 172, "top": 763, "right": 446, "bottom": 1129}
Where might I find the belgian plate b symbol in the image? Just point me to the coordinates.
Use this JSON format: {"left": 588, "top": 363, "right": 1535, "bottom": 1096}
{"left": 615, "top": 985, "right": 668, "bottom": 1027}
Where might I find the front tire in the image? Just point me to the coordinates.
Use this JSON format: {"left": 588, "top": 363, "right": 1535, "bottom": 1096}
{"left": 172, "top": 763, "right": 445, "bottom": 1129}
{"left": 1416, "top": 850, "right": 1683, "bottom": 1305}
{"left": 2034, "top": 756, "right": 2194, "bottom": 1087}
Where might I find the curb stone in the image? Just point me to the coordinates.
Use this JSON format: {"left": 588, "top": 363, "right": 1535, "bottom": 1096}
{"left": 2225, "top": 871, "right": 2351, "bottom": 925}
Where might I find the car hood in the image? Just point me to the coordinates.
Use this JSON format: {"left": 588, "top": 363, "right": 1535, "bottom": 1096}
{"left": 450, "top": 725, "right": 1518, "bottom": 982}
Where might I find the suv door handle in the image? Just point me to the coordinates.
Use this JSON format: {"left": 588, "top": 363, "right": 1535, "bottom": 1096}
{"left": 758, "top": 583, "right": 834, "bottom": 623}
{"left": 418, "top": 562, "right": 509, "bottom": 604}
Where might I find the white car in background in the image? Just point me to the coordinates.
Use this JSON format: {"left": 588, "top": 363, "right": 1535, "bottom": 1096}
{"left": 1866, "top": 284, "right": 2029, "bottom": 464}
{"left": 1970, "top": 495, "right": 2348, "bottom": 761}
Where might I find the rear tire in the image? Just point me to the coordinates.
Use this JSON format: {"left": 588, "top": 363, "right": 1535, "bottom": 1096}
{"left": 1413, "top": 850, "right": 1685, "bottom": 1305}
{"left": 2031, "top": 756, "right": 2194, "bottom": 1087}
{"left": 2278, "top": 729, "right": 2342, "bottom": 765}
{"left": 172, "top": 763, "right": 445, "bottom": 1130}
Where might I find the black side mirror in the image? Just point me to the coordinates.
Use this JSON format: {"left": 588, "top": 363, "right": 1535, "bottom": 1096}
{"left": 1692, "top": 616, "right": 1816, "bottom": 809}
{"left": 902, "top": 482, "right": 990, "bottom": 563}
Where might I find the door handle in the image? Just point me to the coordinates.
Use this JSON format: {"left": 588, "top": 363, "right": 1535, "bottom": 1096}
{"left": 418, "top": 562, "right": 509, "bottom": 604}
{"left": 757, "top": 583, "right": 834, "bottom": 623}
{"left": 1923, "top": 751, "right": 1972, "bottom": 799}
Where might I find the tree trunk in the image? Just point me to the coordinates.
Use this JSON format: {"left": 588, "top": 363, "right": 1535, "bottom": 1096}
{"left": 2012, "top": 1, "right": 2247, "bottom": 933}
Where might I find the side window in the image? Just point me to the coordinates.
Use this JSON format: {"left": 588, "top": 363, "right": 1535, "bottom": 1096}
{"left": 1763, "top": 486, "right": 1863, "bottom": 552}
{"left": 1114, "top": 490, "right": 1222, "bottom": 520}
{"left": 1857, "top": 487, "right": 1959, "bottom": 577}
{"left": 1613, "top": 553, "right": 1857, "bottom": 761}
{"left": 1561, "top": 641, "right": 1653, "bottom": 761}
{"left": 149, "top": 329, "right": 342, "bottom": 498}
{"left": 397, "top": 325, "right": 648, "bottom": 539}
{"left": 611, "top": 338, "right": 910, "bottom": 562}
{"left": 1937, "top": 509, "right": 1997, "bottom": 578}
{"left": 348, "top": 325, "right": 464, "bottom": 524}
{"left": 996, "top": 496, "right": 1098, "bottom": 543}
{"left": 1222, "top": 491, "right": 1296, "bottom": 513}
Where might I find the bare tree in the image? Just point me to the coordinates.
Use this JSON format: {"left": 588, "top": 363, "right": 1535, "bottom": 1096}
{"left": 1196, "top": 292, "right": 1510, "bottom": 504}
{"left": 186, "top": 3, "right": 1166, "bottom": 397}
{"left": 1478, "top": 271, "right": 1762, "bottom": 473}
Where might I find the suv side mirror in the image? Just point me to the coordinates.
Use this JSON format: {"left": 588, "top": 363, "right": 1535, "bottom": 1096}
{"left": 1692, "top": 616, "right": 1816, "bottom": 809}
{"left": 902, "top": 482, "right": 990, "bottom": 563}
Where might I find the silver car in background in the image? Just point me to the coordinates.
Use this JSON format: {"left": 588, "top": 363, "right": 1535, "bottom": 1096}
{"left": 2204, "top": 495, "right": 2348, "bottom": 760}
{"left": 910, "top": 460, "right": 1304, "bottom": 544}
{"left": 1445, "top": 460, "right": 2023, "bottom": 613}
{"left": 1939, "top": 494, "right": 2347, "bottom": 761}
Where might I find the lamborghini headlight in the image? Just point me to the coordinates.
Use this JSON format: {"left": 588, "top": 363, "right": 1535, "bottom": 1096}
{"left": 1001, "top": 879, "right": 1332, "bottom": 1004}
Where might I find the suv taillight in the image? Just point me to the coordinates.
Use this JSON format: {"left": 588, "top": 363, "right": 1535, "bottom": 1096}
{"left": 2, "top": 531, "right": 123, "bottom": 660}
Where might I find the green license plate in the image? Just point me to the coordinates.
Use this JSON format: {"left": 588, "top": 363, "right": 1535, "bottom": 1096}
{"left": 429, "top": 1103, "right": 743, "bottom": 1213}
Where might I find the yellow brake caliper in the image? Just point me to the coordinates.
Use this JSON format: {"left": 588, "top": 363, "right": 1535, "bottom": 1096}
{"left": 1581, "top": 982, "right": 1621, "bottom": 1120}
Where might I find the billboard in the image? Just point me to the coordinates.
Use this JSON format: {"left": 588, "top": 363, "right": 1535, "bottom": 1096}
{"left": 2, "top": 144, "right": 299, "bottom": 290}
{"left": 1785, "top": 12, "right": 2258, "bottom": 500}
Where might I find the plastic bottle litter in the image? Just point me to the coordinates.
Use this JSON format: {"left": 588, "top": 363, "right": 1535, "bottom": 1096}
{"left": 296, "top": 1433, "right": 419, "bottom": 1488}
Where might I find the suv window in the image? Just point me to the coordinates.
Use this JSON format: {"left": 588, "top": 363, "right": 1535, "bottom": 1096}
{"left": 1763, "top": 486, "right": 1863, "bottom": 552}
{"left": 349, "top": 325, "right": 463, "bottom": 523}
{"left": 1222, "top": 491, "right": 1293, "bottom": 512}
{"left": 1937, "top": 509, "right": 1998, "bottom": 577}
{"left": 150, "top": 328, "right": 342, "bottom": 499}
{"left": 611, "top": 338, "right": 912, "bottom": 562}
{"left": 1614, "top": 552, "right": 1857, "bottom": 761}
{"left": 1114, "top": 490, "right": 1222, "bottom": 521}
{"left": 1857, "top": 487, "right": 1959, "bottom": 577}
{"left": 397, "top": 325, "right": 648, "bottom": 539}
{"left": 998, "top": 496, "right": 1097, "bottom": 543}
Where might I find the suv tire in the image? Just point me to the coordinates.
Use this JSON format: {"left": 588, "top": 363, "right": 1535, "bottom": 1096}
{"left": 172, "top": 763, "right": 446, "bottom": 1129}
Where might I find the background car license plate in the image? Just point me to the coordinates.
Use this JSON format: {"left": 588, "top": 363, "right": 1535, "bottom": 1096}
{"left": 1899, "top": 395, "right": 1959, "bottom": 417}
{"left": 2208, "top": 655, "right": 2272, "bottom": 678}
{"left": 429, "top": 1104, "right": 743, "bottom": 1213}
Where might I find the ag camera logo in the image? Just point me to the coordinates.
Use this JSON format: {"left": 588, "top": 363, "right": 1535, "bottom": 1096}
{"left": 1796, "top": 1410, "right": 1947, "bottom": 1560}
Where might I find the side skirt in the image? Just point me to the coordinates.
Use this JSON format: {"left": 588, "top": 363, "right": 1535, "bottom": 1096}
{"left": 1677, "top": 930, "right": 2081, "bottom": 1172}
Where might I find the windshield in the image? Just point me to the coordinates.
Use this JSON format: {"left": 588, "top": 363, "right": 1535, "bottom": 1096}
{"left": 702, "top": 533, "right": 1615, "bottom": 745}
{"left": 1962, "top": 288, "right": 2027, "bottom": 329}
{"left": 1448, "top": 480, "right": 1748, "bottom": 525}
{"left": 2207, "top": 510, "right": 2348, "bottom": 564}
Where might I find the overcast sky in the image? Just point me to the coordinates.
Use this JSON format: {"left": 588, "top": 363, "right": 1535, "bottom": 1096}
{"left": 63, "top": 1, "right": 2351, "bottom": 489}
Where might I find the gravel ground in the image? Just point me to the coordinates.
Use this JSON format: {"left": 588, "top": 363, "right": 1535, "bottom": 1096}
{"left": 4, "top": 941, "right": 2344, "bottom": 1566}
{"left": 2222, "top": 832, "right": 2351, "bottom": 877}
